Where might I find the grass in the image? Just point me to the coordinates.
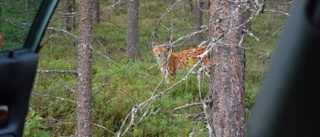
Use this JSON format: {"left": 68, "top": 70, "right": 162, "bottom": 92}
{"left": 2, "top": 0, "right": 289, "bottom": 136}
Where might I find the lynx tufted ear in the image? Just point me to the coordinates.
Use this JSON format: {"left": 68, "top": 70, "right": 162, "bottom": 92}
{"left": 163, "top": 42, "right": 171, "bottom": 50}
{"left": 151, "top": 41, "right": 158, "bottom": 47}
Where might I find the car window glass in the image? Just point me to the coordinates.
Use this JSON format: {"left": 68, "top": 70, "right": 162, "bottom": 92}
{"left": 0, "top": 0, "right": 42, "bottom": 51}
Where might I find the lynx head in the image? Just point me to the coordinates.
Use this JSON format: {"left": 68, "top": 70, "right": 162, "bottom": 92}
{"left": 152, "top": 42, "right": 170, "bottom": 61}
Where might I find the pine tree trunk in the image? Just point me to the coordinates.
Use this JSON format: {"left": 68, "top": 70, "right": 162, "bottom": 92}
{"left": 92, "top": 0, "right": 100, "bottom": 23}
{"left": 0, "top": 32, "right": 3, "bottom": 49}
{"left": 194, "top": 0, "right": 204, "bottom": 42}
{"left": 208, "top": 0, "right": 249, "bottom": 136}
{"left": 65, "top": 0, "right": 75, "bottom": 31}
{"left": 126, "top": 0, "right": 141, "bottom": 60}
{"left": 76, "top": 0, "right": 93, "bottom": 136}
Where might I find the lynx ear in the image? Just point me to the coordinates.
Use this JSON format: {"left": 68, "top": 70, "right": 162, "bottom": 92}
{"left": 161, "top": 42, "right": 170, "bottom": 51}
{"left": 151, "top": 41, "right": 157, "bottom": 47}
{"left": 164, "top": 42, "right": 171, "bottom": 49}
{"left": 166, "top": 37, "right": 171, "bottom": 42}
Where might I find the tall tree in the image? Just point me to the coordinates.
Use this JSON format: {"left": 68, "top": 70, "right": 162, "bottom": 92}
{"left": 208, "top": 0, "right": 249, "bottom": 136}
{"left": 0, "top": 32, "right": 3, "bottom": 49}
{"left": 194, "top": 0, "right": 204, "bottom": 42}
{"left": 76, "top": 0, "right": 93, "bottom": 136}
{"left": 92, "top": 0, "right": 100, "bottom": 23}
{"left": 126, "top": 0, "right": 141, "bottom": 60}
{"left": 64, "top": 0, "right": 75, "bottom": 31}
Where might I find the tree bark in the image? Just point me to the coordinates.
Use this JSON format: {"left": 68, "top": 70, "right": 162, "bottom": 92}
{"left": 92, "top": 0, "right": 100, "bottom": 23}
{"left": 76, "top": 0, "right": 93, "bottom": 136}
{"left": 126, "top": 0, "right": 141, "bottom": 60}
{"left": 0, "top": 32, "right": 3, "bottom": 49}
{"left": 194, "top": 0, "right": 204, "bottom": 42}
{"left": 64, "top": 0, "right": 75, "bottom": 31}
{"left": 208, "top": 0, "right": 248, "bottom": 136}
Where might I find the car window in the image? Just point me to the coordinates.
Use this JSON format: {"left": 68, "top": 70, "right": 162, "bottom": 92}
{"left": 0, "top": 0, "right": 42, "bottom": 51}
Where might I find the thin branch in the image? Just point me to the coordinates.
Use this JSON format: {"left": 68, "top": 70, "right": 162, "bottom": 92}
{"left": 120, "top": 106, "right": 139, "bottom": 136}
{"left": 111, "top": 0, "right": 123, "bottom": 7}
{"left": 174, "top": 102, "right": 202, "bottom": 110}
{"left": 150, "top": 0, "right": 184, "bottom": 41}
{"left": 93, "top": 74, "right": 109, "bottom": 96}
{"left": 264, "top": 9, "right": 290, "bottom": 16}
{"left": 37, "top": 69, "right": 78, "bottom": 75}
{"left": 172, "top": 25, "right": 208, "bottom": 46}
{"left": 116, "top": 109, "right": 133, "bottom": 137}
{"left": 47, "top": 27, "right": 77, "bottom": 38}
{"left": 196, "top": 0, "right": 208, "bottom": 13}
{"left": 92, "top": 123, "right": 116, "bottom": 135}
{"left": 33, "top": 92, "right": 76, "bottom": 104}
{"left": 243, "top": 29, "right": 260, "bottom": 41}
{"left": 99, "top": 18, "right": 126, "bottom": 29}
{"left": 254, "top": 0, "right": 267, "bottom": 15}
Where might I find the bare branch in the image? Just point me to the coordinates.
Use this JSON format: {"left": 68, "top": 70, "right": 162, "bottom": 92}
{"left": 93, "top": 74, "right": 109, "bottom": 96}
{"left": 254, "top": 0, "right": 267, "bottom": 15}
{"left": 91, "top": 40, "right": 123, "bottom": 68}
{"left": 264, "top": 9, "right": 290, "bottom": 16}
{"left": 111, "top": 0, "right": 123, "bottom": 7}
{"left": 47, "top": 27, "right": 77, "bottom": 38}
{"left": 196, "top": 0, "right": 208, "bottom": 13}
{"left": 92, "top": 123, "right": 116, "bottom": 135}
{"left": 33, "top": 92, "right": 76, "bottom": 104}
{"left": 243, "top": 29, "right": 260, "bottom": 41}
{"left": 37, "top": 69, "right": 78, "bottom": 75}
{"left": 203, "top": 101, "right": 213, "bottom": 137}
{"left": 120, "top": 106, "right": 139, "bottom": 136}
{"left": 172, "top": 25, "right": 209, "bottom": 46}
{"left": 116, "top": 108, "right": 133, "bottom": 137}
{"left": 150, "top": 0, "right": 184, "bottom": 41}
{"left": 174, "top": 102, "right": 202, "bottom": 110}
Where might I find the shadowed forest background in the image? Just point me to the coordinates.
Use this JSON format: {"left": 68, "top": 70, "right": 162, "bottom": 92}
{"left": 1, "top": 0, "right": 292, "bottom": 136}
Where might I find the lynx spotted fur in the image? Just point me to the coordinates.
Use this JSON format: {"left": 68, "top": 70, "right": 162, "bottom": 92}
{"left": 152, "top": 43, "right": 210, "bottom": 84}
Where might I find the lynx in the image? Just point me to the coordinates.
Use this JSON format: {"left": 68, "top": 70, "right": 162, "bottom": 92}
{"left": 152, "top": 42, "right": 210, "bottom": 84}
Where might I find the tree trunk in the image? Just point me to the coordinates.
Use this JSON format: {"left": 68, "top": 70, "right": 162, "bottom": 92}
{"left": 0, "top": 32, "right": 3, "bottom": 49}
{"left": 194, "top": 0, "right": 204, "bottom": 42}
{"left": 65, "top": 0, "right": 75, "bottom": 31}
{"left": 208, "top": 0, "right": 248, "bottom": 136}
{"left": 76, "top": 0, "right": 93, "bottom": 136}
{"left": 126, "top": 0, "right": 141, "bottom": 60}
{"left": 92, "top": 0, "right": 100, "bottom": 23}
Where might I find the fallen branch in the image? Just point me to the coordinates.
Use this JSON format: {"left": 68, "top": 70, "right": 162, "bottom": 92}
{"left": 37, "top": 69, "right": 78, "bottom": 75}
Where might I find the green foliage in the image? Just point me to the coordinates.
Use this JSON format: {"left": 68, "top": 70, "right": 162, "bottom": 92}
{"left": 0, "top": 0, "right": 42, "bottom": 50}
{"left": 24, "top": 108, "right": 50, "bottom": 137}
